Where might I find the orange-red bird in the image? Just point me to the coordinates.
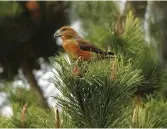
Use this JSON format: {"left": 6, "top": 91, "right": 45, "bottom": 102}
{"left": 54, "top": 26, "right": 114, "bottom": 61}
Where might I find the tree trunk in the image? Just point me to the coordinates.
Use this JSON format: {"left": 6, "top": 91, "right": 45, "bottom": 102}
{"left": 146, "top": 1, "right": 167, "bottom": 63}
{"left": 124, "top": 1, "right": 148, "bottom": 18}
{"left": 21, "top": 61, "right": 49, "bottom": 108}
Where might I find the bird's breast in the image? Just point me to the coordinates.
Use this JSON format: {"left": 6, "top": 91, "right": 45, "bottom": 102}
{"left": 63, "top": 40, "right": 80, "bottom": 58}
{"left": 62, "top": 40, "right": 94, "bottom": 61}
{"left": 63, "top": 40, "right": 80, "bottom": 53}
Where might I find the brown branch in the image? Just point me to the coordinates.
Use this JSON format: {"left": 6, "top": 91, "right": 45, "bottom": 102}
{"left": 21, "top": 61, "right": 49, "bottom": 108}
{"left": 21, "top": 103, "right": 28, "bottom": 127}
{"left": 55, "top": 109, "right": 61, "bottom": 128}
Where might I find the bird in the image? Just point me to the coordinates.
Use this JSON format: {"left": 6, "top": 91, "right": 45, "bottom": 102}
{"left": 54, "top": 26, "right": 115, "bottom": 61}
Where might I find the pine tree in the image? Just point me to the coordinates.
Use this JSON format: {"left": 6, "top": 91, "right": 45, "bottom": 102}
{"left": 1, "top": 1, "right": 167, "bottom": 128}
{"left": 50, "top": 1, "right": 167, "bottom": 127}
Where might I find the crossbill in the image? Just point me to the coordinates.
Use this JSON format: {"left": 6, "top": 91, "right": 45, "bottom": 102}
{"left": 54, "top": 26, "right": 115, "bottom": 61}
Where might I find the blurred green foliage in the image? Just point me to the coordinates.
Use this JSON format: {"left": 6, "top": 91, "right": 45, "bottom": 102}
{"left": 0, "top": 2, "right": 23, "bottom": 17}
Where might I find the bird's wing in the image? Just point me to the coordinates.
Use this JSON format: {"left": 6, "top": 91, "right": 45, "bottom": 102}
{"left": 75, "top": 38, "right": 114, "bottom": 55}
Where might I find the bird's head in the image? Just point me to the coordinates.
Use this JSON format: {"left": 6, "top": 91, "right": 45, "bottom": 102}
{"left": 54, "top": 26, "right": 78, "bottom": 39}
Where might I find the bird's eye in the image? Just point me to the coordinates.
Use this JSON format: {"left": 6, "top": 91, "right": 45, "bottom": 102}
{"left": 62, "top": 28, "right": 66, "bottom": 31}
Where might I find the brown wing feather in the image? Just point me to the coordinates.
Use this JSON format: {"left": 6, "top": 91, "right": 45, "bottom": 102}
{"left": 76, "top": 38, "right": 114, "bottom": 55}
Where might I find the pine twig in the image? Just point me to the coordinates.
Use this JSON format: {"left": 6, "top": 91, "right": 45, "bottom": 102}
{"left": 21, "top": 103, "right": 28, "bottom": 127}
{"left": 136, "top": 93, "right": 142, "bottom": 107}
{"left": 72, "top": 65, "right": 80, "bottom": 76}
{"left": 111, "top": 58, "right": 118, "bottom": 80}
{"left": 55, "top": 109, "right": 61, "bottom": 128}
{"left": 132, "top": 94, "right": 143, "bottom": 124}
{"left": 114, "top": 15, "right": 125, "bottom": 36}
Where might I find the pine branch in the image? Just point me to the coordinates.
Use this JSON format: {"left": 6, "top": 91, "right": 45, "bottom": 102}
{"left": 126, "top": 96, "right": 167, "bottom": 128}
{"left": 51, "top": 55, "right": 143, "bottom": 128}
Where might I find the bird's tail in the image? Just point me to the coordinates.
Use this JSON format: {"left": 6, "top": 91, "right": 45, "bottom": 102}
{"left": 98, "top": 51, "right": 116, "bottom": 59}
{"left": 105, "top": 51, "right": 115, "bottom": 56}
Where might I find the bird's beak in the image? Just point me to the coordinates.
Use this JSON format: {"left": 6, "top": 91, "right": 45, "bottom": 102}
{"left": 54, "top": 29, "right": 62, "bottom": 38}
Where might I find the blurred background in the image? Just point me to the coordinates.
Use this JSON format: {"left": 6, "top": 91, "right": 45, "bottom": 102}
{"left": 0, "top": 1, "right": 71, "bottom": 116}
{"left": 0, "top": 0, "right": 167, "bottom": 121}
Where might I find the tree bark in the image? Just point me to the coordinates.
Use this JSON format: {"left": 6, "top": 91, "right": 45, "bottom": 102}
{"left": 21, "top": 61, "right": 49, "bottom": 108}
